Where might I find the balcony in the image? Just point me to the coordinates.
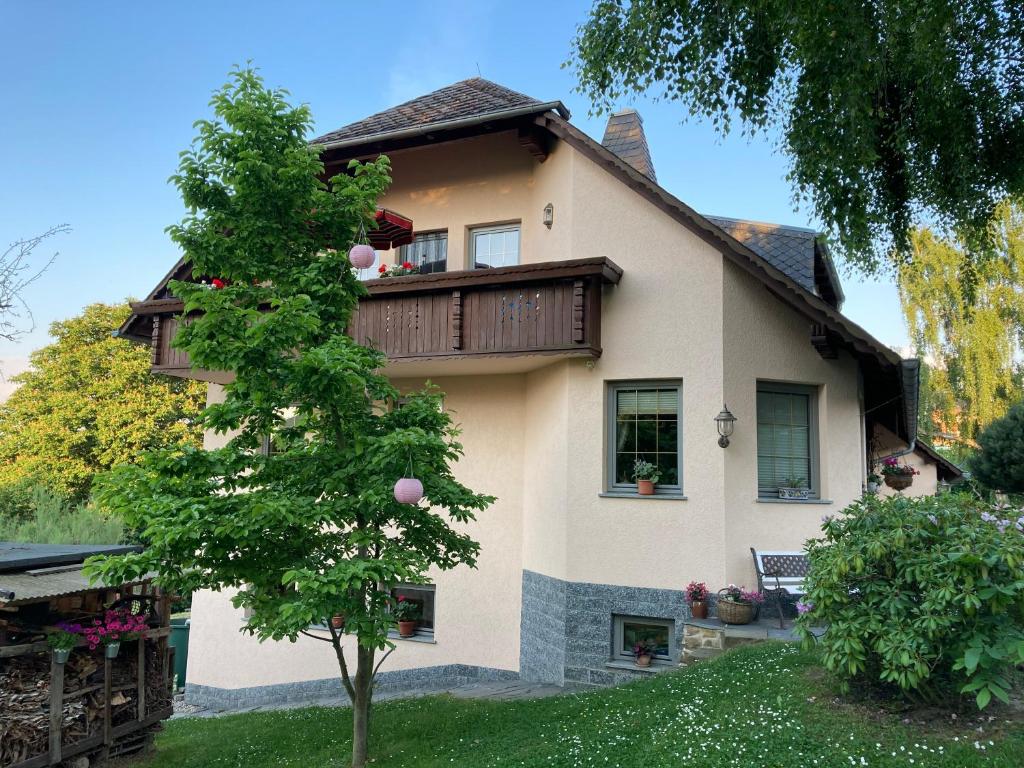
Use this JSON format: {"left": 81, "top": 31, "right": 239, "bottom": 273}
{"left": 133, "top": 257, "right": 622, "bottom": 381}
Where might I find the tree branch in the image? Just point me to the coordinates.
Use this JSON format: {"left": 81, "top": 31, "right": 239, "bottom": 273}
{"left": 300, "top": 629, "right": 334, "bottom": 643}
{"left": 328, "top": 621, "right": 356, "bottom": 701}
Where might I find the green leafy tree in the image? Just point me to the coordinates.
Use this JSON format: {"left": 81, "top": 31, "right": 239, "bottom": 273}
{"left": 0, "top": 302, "right": 205, "bottom": 499}
{"left": 86, "top": 69, "right": 492, "bottom": 768}
{"left": 969, "top": 401, "right": 1024, "bottom": 493}
{"left": 796, "top": 493, "right": 1024, "bottom": 709}
{"left": 569, "top": 0, "right": 1024, "bottom": 270}
{"left": 898, "top": 200, "right": 1024, "bottom": 442}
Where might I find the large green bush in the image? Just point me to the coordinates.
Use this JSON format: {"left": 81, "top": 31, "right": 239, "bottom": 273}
{"left": 796, "top": 493, "right": 1024, "bottom": 708}
{"left": 970, "top": 401, "right": 1024, "bottom": 493}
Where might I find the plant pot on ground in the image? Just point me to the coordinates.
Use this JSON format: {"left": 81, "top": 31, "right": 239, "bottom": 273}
{"left": 633, "top": 459, "right": 660, "bottom": 496}
{"left": 685, "top": 580, "right": 709, "bottom": 619}
{"left": 393, "top": 595, "right": 422, "bottom": 638}
{"left": 716, "top": 585, "right": 764, "bottom": 625}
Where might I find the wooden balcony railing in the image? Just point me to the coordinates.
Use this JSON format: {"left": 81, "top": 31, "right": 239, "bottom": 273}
{"left": 130, "top": 258, "right": 622, "bottom": 381}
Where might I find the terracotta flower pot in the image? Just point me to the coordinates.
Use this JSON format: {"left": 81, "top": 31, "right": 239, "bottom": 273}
{"left": 635, "top": 654, "right": 652, "bottom": 668}
{"left": 884, "top": 473, "right": 914, "bottom": 491}
{"left": 331, "top": 615, "right": 345, "bottom": 630}
{"left": 636, "top": 479, "right": 655, "bottom": 496}
{"left": 690, "top": 601, "right": 708, "bottom": 619}
{"left": 398, "top": 620, "right": 418, "bottom": 638}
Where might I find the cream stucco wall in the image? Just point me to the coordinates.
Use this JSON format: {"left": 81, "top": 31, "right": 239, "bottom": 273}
{"left": 186, "top": 126, "right": 895, "bottom": 692}
{"left": 722, "top": 264, "right": 866, "bottom": 589}
{"left": 189, "top": 376, "right": 527, "bottom": 689}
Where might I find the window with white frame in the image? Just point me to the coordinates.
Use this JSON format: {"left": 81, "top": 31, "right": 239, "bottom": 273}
{"left": 607, "top": 381, "right": 682, "bottom": 493}
{"left": 470, "top": 224, "right": 520, "bottom": 269}
{"left": 612, "top": 615, "right": 675, "bottom": 664}
{"left": 756, "top": 382, "right": 820, "bottom": 498}
{"left": 390, "top": 584, "right": 435, "bottom": 638}
{"left": 399, "top": 231, "right": 447, "bottom": 273}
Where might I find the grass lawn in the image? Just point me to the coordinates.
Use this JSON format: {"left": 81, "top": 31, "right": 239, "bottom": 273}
{"left": 140, "top": 644, "right": 1023, "bottom": 767}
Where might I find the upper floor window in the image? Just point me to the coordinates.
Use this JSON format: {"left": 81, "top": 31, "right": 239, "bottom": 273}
{"left": 756, "top": 382, "right": 819, "bottom": 498}
{"left": 399, "top": 231, "right": 448, "bottom": 274}
{"left": 607, "top": 381, "right": 682, "bottom": 494}
{"left": 471, "top": 224, "right": 520, "bottom": 269}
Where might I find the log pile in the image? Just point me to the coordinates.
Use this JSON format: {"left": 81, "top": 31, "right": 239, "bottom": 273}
{"left": 0, "top": 641, "right": 172, "bottom": 768}
{"left": 0, "top": 653, "right": 86, "bottom": 766}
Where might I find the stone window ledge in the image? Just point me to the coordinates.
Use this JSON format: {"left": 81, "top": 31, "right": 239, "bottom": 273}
{"left": 605, "top": 660, "right": 675, "bottom": 674}
{"left": 756, "top": 497, "right": 834, "bottom": 505}
{"left": 598, "top": 492, "right": 688, "bottom": 500}
{"left": 387, "top": 630, "right": 436, "bottom": 644}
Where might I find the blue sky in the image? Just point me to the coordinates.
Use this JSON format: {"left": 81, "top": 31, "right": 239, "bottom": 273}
{"left": 0, "top": 0, "right": 906, "bottom": 365}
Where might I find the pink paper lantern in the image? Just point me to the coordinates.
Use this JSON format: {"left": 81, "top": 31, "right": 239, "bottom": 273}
{"left": 348, "top": 244, "right": 375, "bottom": 270}
{"left": 394, "top": 477, "right": 424, "bottom": 504}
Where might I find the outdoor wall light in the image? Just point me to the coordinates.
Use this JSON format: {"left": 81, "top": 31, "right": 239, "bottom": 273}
{"left": 543, "top": 203, "right": 554, "bottom": 228}
{"left": 715, "top": 404, "right": 737, "bottom": 448}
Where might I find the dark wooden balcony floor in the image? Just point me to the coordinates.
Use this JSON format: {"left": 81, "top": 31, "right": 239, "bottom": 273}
{"left": 129, "top": 257, "right": 622, "bottom": 382}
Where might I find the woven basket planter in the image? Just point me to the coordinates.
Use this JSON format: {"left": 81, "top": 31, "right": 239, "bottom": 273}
{"left": 716, "top": 596, "right": 755, "bottom": 625}
{"left": 884, "top": 473, "right": 914, "bottom": 491}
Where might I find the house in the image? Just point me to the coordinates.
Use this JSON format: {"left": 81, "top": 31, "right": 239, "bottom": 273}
{"left": 118, "top": 78, "right": 919, "bottom": 707}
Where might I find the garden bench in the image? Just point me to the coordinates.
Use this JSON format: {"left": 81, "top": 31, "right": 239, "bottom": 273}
{"left": 750, "top": 548, "right": 809, "bottom": 629}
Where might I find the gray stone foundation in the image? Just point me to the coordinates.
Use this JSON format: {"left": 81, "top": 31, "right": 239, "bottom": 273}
{"left": 185, "top": 664, "right": 519, "bottom": 711}
{"left": 519, "top": 569, "right": 691, "bottom": 687}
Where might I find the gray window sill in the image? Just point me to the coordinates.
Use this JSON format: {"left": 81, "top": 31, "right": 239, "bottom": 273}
{"left": 387, "top": 630, "right": 436, "bottom": 644}
{"left": 599, "top": 492, "right": 687, "bottom": 500}
{"left": 756, "top": 497, "right": 833, "bottom": 505}
{"left": 605, "top": 659, "right": 675, "bottom": 674}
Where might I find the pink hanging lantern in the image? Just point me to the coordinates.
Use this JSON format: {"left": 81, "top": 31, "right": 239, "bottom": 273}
{"left": 394, "top": 477, "right": 424, "bottom": 505}
{"left": 348, "top": 244, "right": 375, "bottom": 270}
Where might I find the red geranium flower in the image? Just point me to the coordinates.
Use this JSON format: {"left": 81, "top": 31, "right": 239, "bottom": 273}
{"left": 402, "top": 262, "right": 413, "bottom": 270}
{"left": 378, "top": 265, "right": 387, "bottom": 273}
{"left": 212, "top": 278, "right": 226, "bottom": 289}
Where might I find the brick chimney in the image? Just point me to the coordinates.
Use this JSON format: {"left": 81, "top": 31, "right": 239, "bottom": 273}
{"left": 601, "top": 109, "right": 656, "bottom": 182}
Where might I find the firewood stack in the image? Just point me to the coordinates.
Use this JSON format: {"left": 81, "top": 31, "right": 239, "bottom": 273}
{"left": 0, "top": 641, "right": 172, "bottom": 767}
{"left": 0, "top": 653, "right": 87, "bottom": 767}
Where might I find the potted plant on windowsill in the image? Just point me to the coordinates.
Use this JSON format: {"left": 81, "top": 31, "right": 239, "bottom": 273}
{"left": 393, "top": 596, "right": 421, "bottom": 638}
{"left": 865, "top": 472, "right": 882, "bottom": 494}
{"left": 633, "top": 639, "right": 657, "bottom": 668}
{"left": 47, "top": 622, "right": 81, "bottom": 664}
{"left": 777, "top": 477, "right": 812, "bottom": 500}
{"left": 716, "top": 585, "right": 764, "bottom": 625}
{"left": 881, "top": 457, "right": 919, "bottom": 491}
{"left": 633, "top": 459, "right": 660, "bottom": 496}
{"left": 685, "top": 581, "right": 709, "bottom": 619}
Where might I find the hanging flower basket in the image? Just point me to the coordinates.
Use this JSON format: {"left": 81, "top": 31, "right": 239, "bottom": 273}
{"left": 884, "top": 473, "right": 914, "bottom": 491}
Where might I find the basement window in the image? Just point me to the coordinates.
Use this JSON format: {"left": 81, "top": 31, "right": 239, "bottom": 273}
{"left": 612, "top": 615, "right": 675, "bottom": 665}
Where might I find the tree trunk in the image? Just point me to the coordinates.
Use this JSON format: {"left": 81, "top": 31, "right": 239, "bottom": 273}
{"left": 350, "top": 644, "right": 375, "bottom": 768}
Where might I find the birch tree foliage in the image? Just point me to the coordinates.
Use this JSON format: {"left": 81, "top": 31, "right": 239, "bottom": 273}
{"left": 898, "top": 200, "right": 1024, "bottom": 442}
{"left": 569, "top": 0, "right": 1024, "bottom": 272}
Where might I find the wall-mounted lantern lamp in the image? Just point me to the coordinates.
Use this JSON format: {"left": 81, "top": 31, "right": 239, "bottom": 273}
{"left": 543, "top": 203, "right": 554, "bottom": 228}
{"left": 715, "top": 404, "right": 737, "bottom": 448}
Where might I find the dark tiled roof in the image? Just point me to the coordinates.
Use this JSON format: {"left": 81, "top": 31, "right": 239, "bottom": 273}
{"left": 0, "top": 542, "right": 141, "bottom": 573}
{"left": 601, "top": 110, "right": 656, "bottom": 181}
{"left": 705, "top": 216, "right": 817, "bottom": 292}
{"left": 312, "top": 78, "right": 544, "bottom": 146}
